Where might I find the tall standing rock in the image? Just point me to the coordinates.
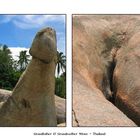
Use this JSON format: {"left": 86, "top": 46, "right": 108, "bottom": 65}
{"left": 0, "top": 27, "right": 57, "bottom": 126}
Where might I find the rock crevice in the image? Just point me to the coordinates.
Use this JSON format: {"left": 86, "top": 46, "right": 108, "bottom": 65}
{"left": 73, "top": 15, "right": 140, "bottom": 126}
{"left": 73, "top": 109, "right": 80, "bottom": 127}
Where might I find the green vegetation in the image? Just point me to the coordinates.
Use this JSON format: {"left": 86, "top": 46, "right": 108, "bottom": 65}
{"left": 0, "top": 44, "right": 66, "bottom": 98}
{"left": 56, "top": 51, "right": 66, "bottom": 77}
{"left": 0, "top": 45, "right": 21, "bottom": 90}
{"left": 17, "top": 50, "right": 30, "bottom": 72}
{"left": 55, "top": 72, "right": 66, "bottom": 98}
{"left": 55, "top": 51, "right": 66, "bottom": 98}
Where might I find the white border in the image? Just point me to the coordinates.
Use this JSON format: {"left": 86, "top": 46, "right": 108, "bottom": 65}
{"left": 0, "top": 0, "right": 140, "bottom": 139}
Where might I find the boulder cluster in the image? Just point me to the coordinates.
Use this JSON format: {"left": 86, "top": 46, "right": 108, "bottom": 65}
{"left": 73, "top": 15, "right": 140, "bottom": 126}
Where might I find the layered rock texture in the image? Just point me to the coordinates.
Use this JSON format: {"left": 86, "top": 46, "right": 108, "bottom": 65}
{"left": 0, "top": 28, "right": 61, "bottom": 126}
{"left": 73, "top": 15, "right": 140, "bottom": 126}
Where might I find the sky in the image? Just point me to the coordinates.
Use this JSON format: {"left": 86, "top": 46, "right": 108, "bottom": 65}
{"left": 0, "top": 15, "right": 66, "bottom": 59}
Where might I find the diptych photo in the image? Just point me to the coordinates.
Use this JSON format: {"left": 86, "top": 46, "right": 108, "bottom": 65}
{"left": 0, "top": 14, "right": 140, "bottom": 128}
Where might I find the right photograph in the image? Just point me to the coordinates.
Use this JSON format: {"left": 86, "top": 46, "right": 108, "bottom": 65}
{"left": 72, "top": 15, "right": 140, "bottom": 127}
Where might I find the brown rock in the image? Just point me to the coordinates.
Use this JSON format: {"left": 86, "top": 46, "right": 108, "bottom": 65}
{"left": 55, "top": 95, "right": 66, "bottom": 124}
{"left": 29, "top": 27, "right": 57, "bottom": 63}
{"left": 73, "top": 72, "right": 136, "bottom": 126}
{"left": 73, "top": 15, "right": 140, "bottom": 126}
{"left": 0, "top": 27, "right": 57, "bottom": 126}
{"left": 0, "top": 89, "right": 11, "bottom": 102}
{"left": 73, "top": 16, "right": 115, "bottom": 101}
{"left": 0, "top": 89, "right": 66, "bottom": 125}
{"left": 113, "top": 31, "right": 140, "bottom": 126}
{"left": 57, "top": 123, "right": 66, "bottom": 127}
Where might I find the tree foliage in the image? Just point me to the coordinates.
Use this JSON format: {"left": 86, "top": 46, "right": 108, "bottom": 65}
{"left": 55, "top": 51, "right": 66, "bottom": 98}
{"left": 55, "top": 72, "right": 66, "bottom": 98}
{"left": 0, "top": 45, "right": 21, "bottom": 90}
{"left": 17, "top": 50, "right": 30, "bottom": 72}
{"left": 56, "top": 51, "right": 66, "bottom": 77}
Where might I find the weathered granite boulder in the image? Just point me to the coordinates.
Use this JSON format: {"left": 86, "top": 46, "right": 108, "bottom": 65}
{"left": 113, "top": 32, "right": 140, "bottom": 126}
{"left": 55, "top": 95, "right": 66, "bottom": 124}
{"left": 57, "top": 123, "right": 66, "bottom": 127}
{"left": 73, "top": 15, "right": 140, "bottom": 126}
{"left": 0, "top": 89, "right": 66, "bottom": 125}
{"left": 0, "top": 89, "right": 11, "bottom": 102}
{"left": 29, "top": 28, "right": 57, "bottom": 63}
{"left": 73, "top": 72, "right": 136, "bottom": 126}
{"left": 0, "top": 27, "right": 57, "bottom": 126}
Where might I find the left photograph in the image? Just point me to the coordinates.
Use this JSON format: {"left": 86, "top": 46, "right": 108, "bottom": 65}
{"left": 0, "top": 14, "right": 66, "bottom": 127}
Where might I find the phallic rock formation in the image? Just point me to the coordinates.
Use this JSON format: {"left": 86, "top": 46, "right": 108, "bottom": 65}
{"left": 73, "top": 15, "right": 140, "bottom": 126}
{"left": 0, "top": 28, "right": 57, "bottom": 126}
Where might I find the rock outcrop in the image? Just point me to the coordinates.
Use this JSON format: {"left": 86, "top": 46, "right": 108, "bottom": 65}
{"left": 113, "top": 32, "right": 140, "bottom": 126}
{"left": 55, "top": 95, "right": 66, "bottom": 124}
{"left": 0, "top": 89, "right": 11, "bottom": 102}
{"left": 73, "top": 72, "right": 136, "bottom": 126}
{"left": 0, "top": 28, "right": 57, "bottom": 126}
{"left": 0, "top": 89, "right": 66, "bottom": 125}
{"left": 57, "top": 123, "right": 66, "bottom": 127}
{"left": 73, "top": 15, "right": 140, "bottom": 126}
